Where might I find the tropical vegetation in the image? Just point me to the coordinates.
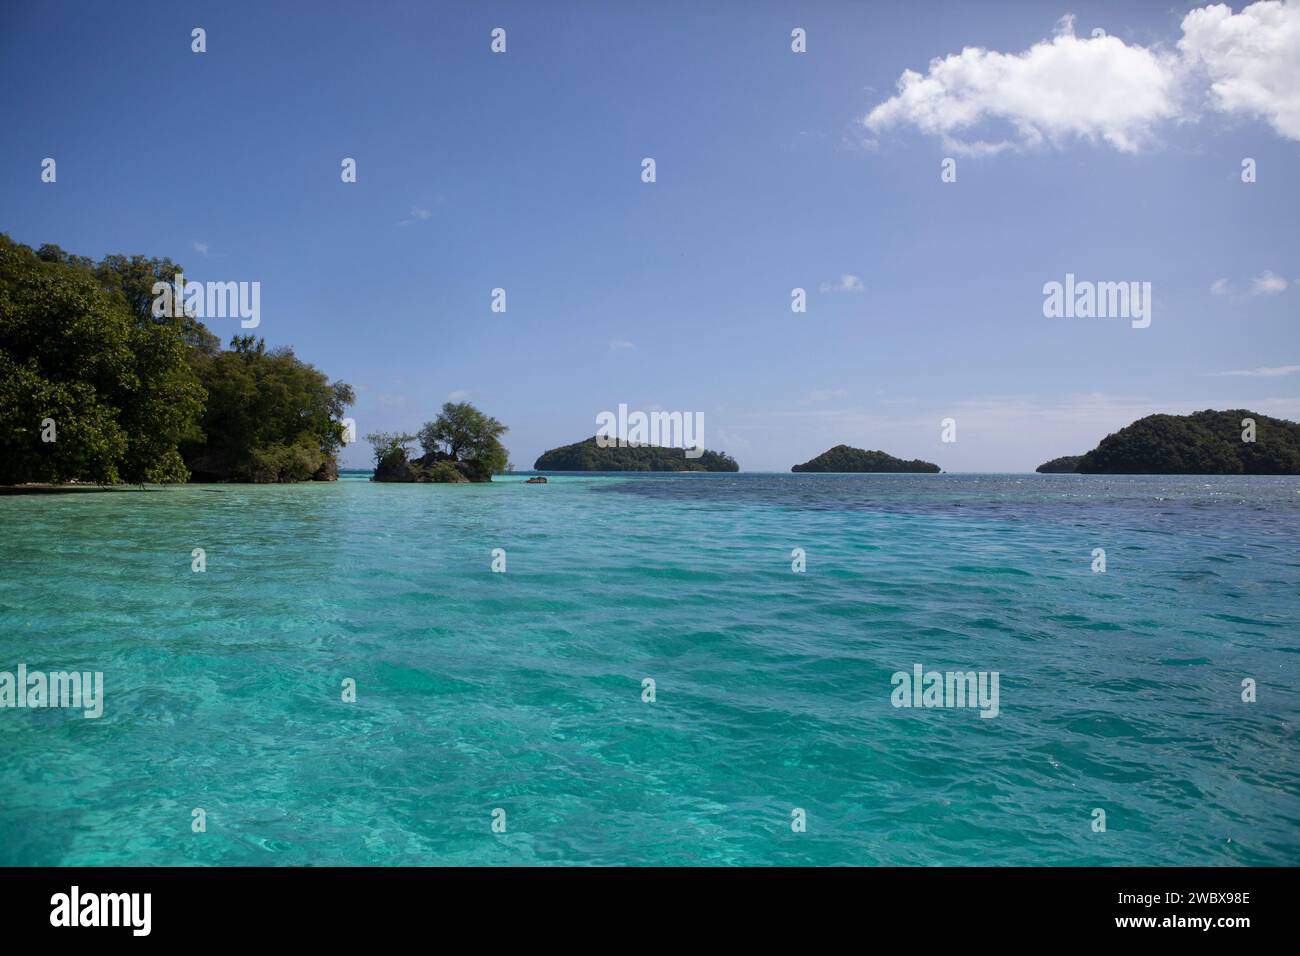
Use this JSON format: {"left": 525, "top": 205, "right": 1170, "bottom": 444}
{"left": 367, "top": 402, "right": 509, "bottom": 482}
{"left": 0, "top": 234, "right": 352, "bottom": 484}
{"left": 1075, "top": 410, "right": 1300, "bottom": 474}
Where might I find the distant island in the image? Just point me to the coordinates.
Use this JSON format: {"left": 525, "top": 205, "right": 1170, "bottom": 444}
{"left": 534, "top": 436, "right": 739, "bottom": 471}
{"left": 792, "top": 445, "right": 940, "bottom": 473}
{"left": 1035, "top": 455, "right": 1084, "bottom": 474}
{"left": 5, "top": 240, "right": 1294, "bottom": 489}
{"left": 1036, "top": 410, "right": 1300, "bottom": 474}
{"left": 368, "top": 402, "right": 509, "bottom": 483}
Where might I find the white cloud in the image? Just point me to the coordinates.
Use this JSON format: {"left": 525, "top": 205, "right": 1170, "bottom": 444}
{"left": 447, "top": 389, "right": 469, "bottom": 400}
{"left": 820, "top": 274, "right": 864, "bottom": 294}
{"left": 1209, "top": 271, "right": 1290, "bottom": 297}
{"left": 1215, "top": 364, "right": 1300, "bottom": 377}
{"left": 608, "top": 338, "right": 635, "bottom": 351}
{"left": 1179, "top": 0, "right": 1300, "bottom": 140}
{"left": 864, "top": 15, "right": 1182, "bottom": 155}
{"left": 801, "top": 388, "right": 850, "bottom": 404}
{"left": 864, "top": 2, "right": 1300, "bottom": 154}
{"left": 1250, "top": 270, "right": 1288, "bottom": 295}
{"left": 397, "top": 206, "right": 433, "bottom": 226}
{"left": 191, "top": 241, "right": 209, "bottom": 256}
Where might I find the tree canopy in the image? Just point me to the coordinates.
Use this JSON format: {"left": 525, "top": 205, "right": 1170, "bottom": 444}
{"left": 418, "top": 401, "right": 508, "bottom": 471}
{"left": 183, "top": 335, "right": 355, "bottom": 482}
{"left": 370, "top": 403, "right": 510, "bottom": 482}
{"left": 0, "top": 234, "right": 352, "bottom": 485}
{"left": 0, "top": 233, "right": 205, "bottom": 484}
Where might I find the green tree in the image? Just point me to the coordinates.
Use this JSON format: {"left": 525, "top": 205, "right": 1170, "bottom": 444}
{"left": 94, "top": 253, "right": 221, "bottom": 355}
{"left": 418, "top": 401, "right": 506, "bottom": 459}
{"left": 364, "top": 431, "right": 419, "bottom": 481}
{"left": 0, "top": 234, "right": 205, "bottom": 484}
{"left": 1, "top": 234, "right": 353, "bottom": 485}
{"left": 418, "top": 401, "right": 509, "bottom": 475}
{"left": 183, "top": 336, "right": 354, "bottom": 482}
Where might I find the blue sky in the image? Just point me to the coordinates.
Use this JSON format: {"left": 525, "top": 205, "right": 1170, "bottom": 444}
{"left": 2, "top": 0, "right": 1297, "bottom": 470}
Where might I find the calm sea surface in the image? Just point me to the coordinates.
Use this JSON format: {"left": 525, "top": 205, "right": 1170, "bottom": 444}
{"left": 1, "top": 473, "right": 1297, "bottom": 865}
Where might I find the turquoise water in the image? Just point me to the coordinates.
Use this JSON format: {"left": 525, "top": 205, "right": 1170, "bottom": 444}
{"left": 1, "top": 472, "right": 1297, "bottom": 866}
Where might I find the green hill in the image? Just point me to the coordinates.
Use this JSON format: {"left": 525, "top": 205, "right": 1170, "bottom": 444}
{"left": 1075, "top": 410, "right": 1300, "bottom": 474}
{"left": 1035, "top": 455, "right": 1083, "bottom": 473}
{"left": 791, "top": 445, "right": 940, "bottom": 473}
{"left": 534, "top": 436, "right": 739, "bottom": 471}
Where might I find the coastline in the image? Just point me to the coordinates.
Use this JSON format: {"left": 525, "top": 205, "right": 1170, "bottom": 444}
{"left": 7, "top": 469, "right": 1300, "bottom": 493}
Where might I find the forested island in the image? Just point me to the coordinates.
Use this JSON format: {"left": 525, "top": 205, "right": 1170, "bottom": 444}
{"left": 1035, "top": 410, "right": 1300, "bottom": 474}
{"left": 1035, "top": 455, "right": 1084, "bottom": 474}
{"left": 6, "top": 239, "right": 1296, "bottom": 485}
{"left": 792, "top": 445, "right": 940, "bottom": 473}
{"left": 0, "top": 234, "right": 352, "bottom": 485}
{"left": 367, "top": 402, "right": 509, "bottom": 482}
{"left": 534, "top": 436, "right": 739, "bottom": 471}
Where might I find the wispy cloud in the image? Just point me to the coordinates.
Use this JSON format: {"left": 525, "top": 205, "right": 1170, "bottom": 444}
{"left": 1214, "top": 364, "right": 1300, "bottom": 378}
{"left": 800, "top": 388, "right": 849, "bottom": 404}
{"left": 608, "top": 339, "right": 635, "bottom": 351}
{"left": 191, "top": 241, "right": 209, "bottom": 256}
{"left": 711, "top": 428, "right": 754, "bottom": 456}
{"left": 1250, "top": 270, "right": 1288, "bottom": 296}
{"left": 1209, "top": 272, "right": 1289, "bottom": 298}
{"left": 397, "top": 206, "right": 433, "bottom": 226}
{"left": 447, "top": 389, "right": 469, "bottom": 400}
{"left": 819, "top": 274, "right": 864, "bottom": 294}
